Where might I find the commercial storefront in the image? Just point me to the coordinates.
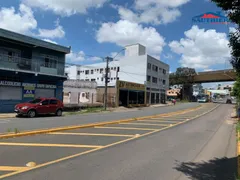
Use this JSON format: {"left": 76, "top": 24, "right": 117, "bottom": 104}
{"left": 116, "top": 80, "right": 146, "bottom": 107}
{"left": 0, "top": 70, "right": 64, "bottom": 113}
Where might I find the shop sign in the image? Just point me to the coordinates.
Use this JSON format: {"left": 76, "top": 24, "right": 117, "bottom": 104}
{"left": 0, "top": 81, "right": 56, "bottom": 89}
{"left": 37, "top": 84, "right": 56, "bottom": 89}
{"left": 23, "top": 86, "right": 35, "bottom": 98}
{"left": 118, "top": 80, "right": 145, "bottom": 91}
{"left": 0, "top": 81, "right": 21, "bottom": 87}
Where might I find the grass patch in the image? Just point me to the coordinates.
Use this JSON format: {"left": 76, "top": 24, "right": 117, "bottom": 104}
{"left": 64, "top": 107, "right": 106, "bottom": 116}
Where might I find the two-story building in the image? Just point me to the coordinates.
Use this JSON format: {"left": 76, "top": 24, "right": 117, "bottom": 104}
{"left": 0, "top": 28, "right": 70, "bottom": 112}
{"left": 65, "top": 44, "right": 169, "bottom": 106}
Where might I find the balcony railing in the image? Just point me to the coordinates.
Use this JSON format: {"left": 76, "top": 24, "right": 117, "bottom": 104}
{"left": 0, "top": 54, "right": 65, "bottom": 77}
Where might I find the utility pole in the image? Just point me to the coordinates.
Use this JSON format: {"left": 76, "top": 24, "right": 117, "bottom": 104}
{"left": 104, "top": 56, "right": 113, "bottom": 110}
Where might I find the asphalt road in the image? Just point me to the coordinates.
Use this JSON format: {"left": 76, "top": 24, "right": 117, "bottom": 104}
{"left": 0, "top": 103, "right": 236, "bottom": 180}
{"left": 0, "top": 103, "right": 199, "bottom": 133}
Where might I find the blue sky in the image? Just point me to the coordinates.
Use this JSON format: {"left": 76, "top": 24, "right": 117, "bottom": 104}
{"left": 0, "top": 0, "right": 236, "bottom": 88}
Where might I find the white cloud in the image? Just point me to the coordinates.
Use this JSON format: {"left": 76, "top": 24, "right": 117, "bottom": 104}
{"left": 0, "top": 4, "right": 37, "bottom": 34}
{"left": 116, "top": 0, "right": 189, "bottom": 25}
{"left": 42, "top": 39, "right": 58, "bottom": 44}
{"left": 96, "top": 20, "right": 165, "bottom": 56}
{"left": 163, "top": 53, "right": 173, "bottom": 59}
{"left": 23, "top": 0, "right": 109, "bottom": 16}
{"left": 67, "top": 51, "right": 102, "bottom": 62}
{"left": 169, "top": 25, "right": 231, "bottom": 69}
{"left": 38, "top": 19, "right": 65, "bottom": 39}
{"left": 110, "top": 51, "right": 124, "bottom": 60}
{"left": 86, "top": 18, "right": 94, "bottom": 24}
{"left": 229, "top": 27, "right": 237, "bottom": 34}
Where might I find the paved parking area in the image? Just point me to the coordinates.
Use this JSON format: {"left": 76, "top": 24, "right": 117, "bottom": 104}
{"left": 0, "top": 103, "right": 218, "bottom": 179}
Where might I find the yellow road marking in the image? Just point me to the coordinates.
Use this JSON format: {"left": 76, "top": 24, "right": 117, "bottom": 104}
{"left": 119, "top": 122, "right": 169, "bottom": 127}
{"left": 94, "top": 126, "right": 159, "bottom": 131}
{"left": 0, "top": 166, "right": 29, "bottom": 171}
{"left": 0, "top": 142, "right": 103, "bottom": 148}
{"left": 0, "top": 105, "right": 219, "bottom": 179}
{"left": 138, "top": 120, "right": 180, "bottom": 123}
{"left": 150, "top": 118, "right": 185, "bottom": 121}
{"left": 48, "top": 132, "right": 134, "bottom": 137}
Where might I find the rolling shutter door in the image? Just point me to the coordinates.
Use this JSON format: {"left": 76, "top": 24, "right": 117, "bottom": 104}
{"left": 35, "top": 89, "right": 55, "bottom": 98}
{"left": 0, "top": 86, "right": 22, "bottom": 100}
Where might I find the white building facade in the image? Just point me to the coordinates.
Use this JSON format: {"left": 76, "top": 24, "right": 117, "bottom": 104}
{"left": 65, "top": 44, "right": 169, "bottom": 104}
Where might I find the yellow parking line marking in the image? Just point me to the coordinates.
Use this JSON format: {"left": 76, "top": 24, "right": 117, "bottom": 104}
{"left": 138, "top": 120, "right": 180, "bottom": 123}
{"left": 94, "top": 126, "right": 159, "bottom": 131}
{"left": 0, "top": 166, "right": 29, "bottom": 171}
{"left": 0, "top": 142, "right": 103, "bottom": 148}
{"left": 48, "top": 132, "right": 134, "bottom": 137}
{"left": 119, "top": 122, "right": 169, "bottom": 127}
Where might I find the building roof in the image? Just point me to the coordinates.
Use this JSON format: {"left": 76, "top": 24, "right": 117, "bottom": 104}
{"left": 0, "top": 28, "right": 71, "bottom": 54}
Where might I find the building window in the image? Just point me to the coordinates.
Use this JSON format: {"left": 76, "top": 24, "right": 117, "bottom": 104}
{"left": 111, "top": 78, "right": 113, "bottom": 80}
{"left": 91, "top": 70, "right": 94, "bottom": 74}
{"left": 147, "top": 63, "right": 151, "bottom": 70}
{"left": 117, "top": 67, "right": 120, "bottom": 72}
{"left": 85, "top": 79, "right": 89, "bottom": 81}
{"left": 85, "top": 70, "right": 89, "bottom": 75}
{"left": 163, "top": 79, "right": 166, "bottom": 85}
{"left": 152, "top": 77, "right": 158, "bottom": 83}
{"left": 114, "top": 77, "right": 116, "bottom": 80}
{"left": 111, "top": 67, "right": 113, "bottom": 70}
{"left": 100, "top": 68, "right": 103, "bottom": 73}
{"left": 77, "top": 71, "right": 80, "bottom": 75}
{"left": 65, "top": 73, "right": 68, "bottom": 77}
{"left": 152, "top": 65, "right": 158, "bottom": 72}
{"left": 91, "top": 79, "right": 95, "bottom": 81}
{"left": 147, "top": 75, "right": 151, "bottom": 82}
{"left": 97, "top": 69, "right": 99, "bottom": 71}
{"left": 97, "top": 78, "right": 99, "bottom": 80}
{"left": 114, "top": 67, "right": 116, "bottom": 70}
{"left": 101, "top": 78, "right": 103, "bottom": 81}
{"left": 163, "top": 69, "right": 166, "bottom": 74}
{"left": 117, "top": 77, "right": 119, "bottom": 80}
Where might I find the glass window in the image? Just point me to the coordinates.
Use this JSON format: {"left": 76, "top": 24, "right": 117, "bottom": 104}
{"left": 85, "top": 70, "right": 89, "bottom": 75}
{"left": 91, "top": 79, "right": 96, "bottom": 81}
{"left": 41, "top": 100, "right": 49, "bottom": 105}
{"left": 91, "top": 70, "right": 94, "bottom": 74}
{"left": 77, "top": 71, "right": 80, "bottom": 75}
{"left": 147, "top": 63, "right": 151, "bottom": 70}
{"left": 50, "top": 99, "right": 58, "bottom": 104}
{"left": 100, "top": 68, "right": 103, "bottom": 73}
{"left": 163, "top": 80, "right": 166, "bottom": 85}
{"left": 29, "top": 99, "right": 42, "bottom": 104}
{"left": 163, "top": 69, "right": 166, "bottom": 74}
{"left": 147, "top": 75, "right": 151, "bottom": 82}
{"left": 152, "top": 77, "right": 158, "bottom": 83}
{"left": 117, "top": 67, "right": 120, "bottom": 72}
{"left": 114, "top": 67, "right": 116, "bottom": 70}
{"left": 111, "top": 67, "right": 113, "bottom": 70}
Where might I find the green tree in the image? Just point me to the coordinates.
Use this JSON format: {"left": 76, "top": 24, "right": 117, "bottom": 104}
{"left": 211, "top": 0, "right": 240, "bottom": 73}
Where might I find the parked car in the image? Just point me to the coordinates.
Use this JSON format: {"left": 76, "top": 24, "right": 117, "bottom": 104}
{"left": 14, "top": 98, "right": 64, "bottom": 118}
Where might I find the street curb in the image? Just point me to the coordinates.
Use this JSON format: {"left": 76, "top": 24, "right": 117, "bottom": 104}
{"left": 0, "top": 105, "right": 202, "bottom": 139}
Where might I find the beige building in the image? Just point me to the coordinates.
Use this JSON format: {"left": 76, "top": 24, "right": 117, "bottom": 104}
{"left": 63, "top": 80, "right": 97, "bottom": 105}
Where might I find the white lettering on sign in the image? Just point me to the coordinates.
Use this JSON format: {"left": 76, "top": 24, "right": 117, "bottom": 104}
{"left": 37, "top": 84, "right": 56, "bottom": 89}
{"left": 0, "top": 81, "right": 21, "bottom": 86}
{"left": 22, "top": 83, "right": 36, "bottom": 87}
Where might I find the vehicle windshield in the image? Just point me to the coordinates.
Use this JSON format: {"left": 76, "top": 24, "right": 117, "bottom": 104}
{"left": 29, "top": 99, "right": 42, "bottom": 104}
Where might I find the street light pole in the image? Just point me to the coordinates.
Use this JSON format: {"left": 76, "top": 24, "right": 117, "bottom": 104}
{"left": 104, "top": 56, "right": 112, "bottom": 110}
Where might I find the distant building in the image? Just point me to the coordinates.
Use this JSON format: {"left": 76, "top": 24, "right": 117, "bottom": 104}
{"left": 65, "top": 44, "right": 169, "bottom": 106}
{"left": 63, "top": 80, "right": 97, "bottom": 105}
{"left": 193, "top": 84, "right": 203, "bottom": 96}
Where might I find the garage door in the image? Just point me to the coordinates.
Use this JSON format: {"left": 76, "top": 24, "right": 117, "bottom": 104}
{"left": 0, "top": 86, "right": 22, "bottom": 100}
{"left": 35, "top": 89, "right": 55, "bottom": 98}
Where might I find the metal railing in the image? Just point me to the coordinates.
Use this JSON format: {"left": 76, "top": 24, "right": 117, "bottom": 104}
{"left": 0, "top": 54, "right": 65, "bottom": 77}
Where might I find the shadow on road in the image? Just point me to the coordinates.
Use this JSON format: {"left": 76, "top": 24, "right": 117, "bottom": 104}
{"left": 174, "top": 157, "right": 237, "bottom": 180}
